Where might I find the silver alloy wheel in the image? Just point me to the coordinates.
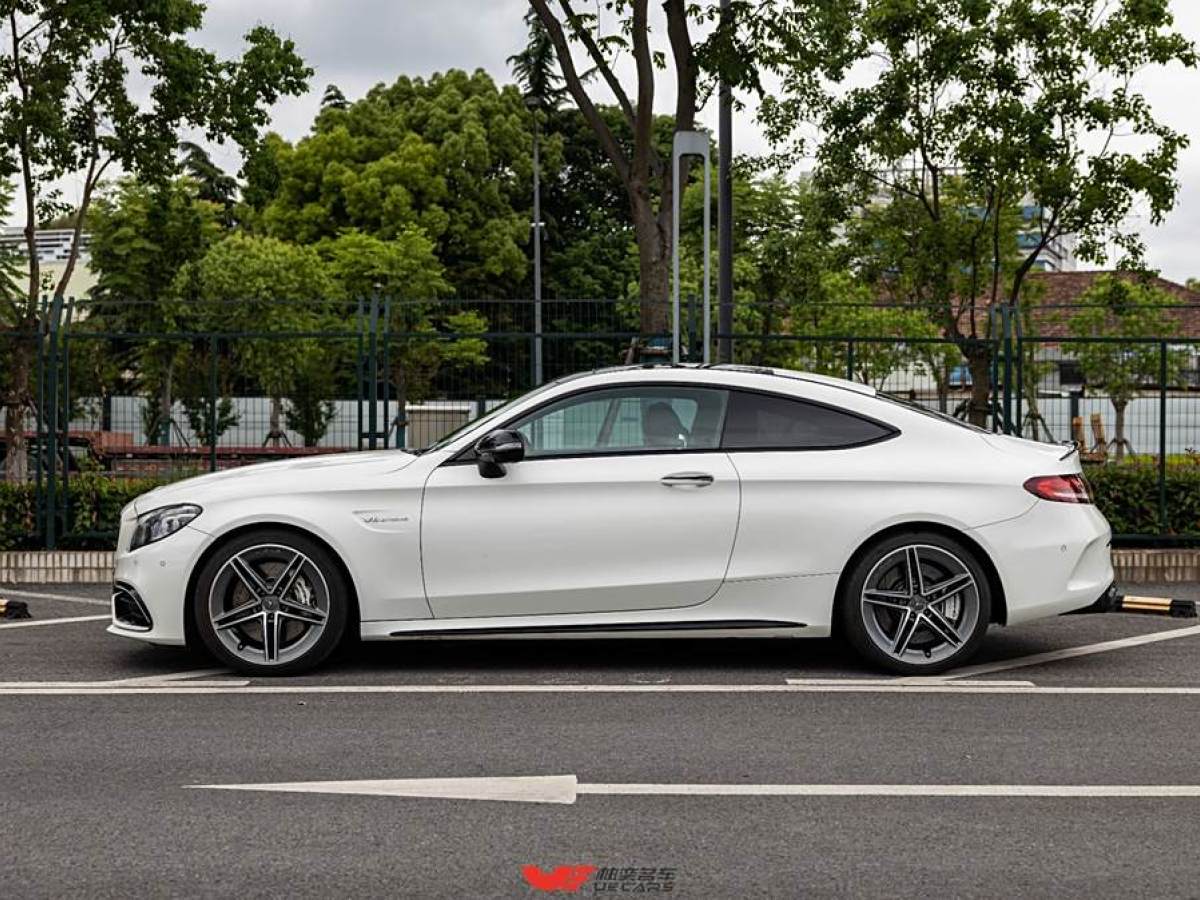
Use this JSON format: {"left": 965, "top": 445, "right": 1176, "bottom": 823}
{"left": 207, "top": 543, "right": 331, "bottom": 666}
{"left": 859, "top": 543, "right": 980, "bottom": 666}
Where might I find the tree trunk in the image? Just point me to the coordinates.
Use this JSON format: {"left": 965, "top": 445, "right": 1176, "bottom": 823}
{"left": 267, "top": 397, "right": 285, "bottom": 447}
{"left": 3, "top": 327, "right": 34, "bottom": 483}
{"left": 159, "top": 366, "right": 173, "bottom": 445}
{"left": 965, "top": 347, "right": 993, "bottom": 428}
{"left": 1113, "top": 400, "right": 1128, "bottom": 462}
{"left": 634, "top": 209, "right": 670, "bottom": 335}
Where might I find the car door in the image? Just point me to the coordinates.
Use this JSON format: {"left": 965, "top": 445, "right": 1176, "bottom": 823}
{"left": 420, "top": 384, "right": 740, "bottom": 619}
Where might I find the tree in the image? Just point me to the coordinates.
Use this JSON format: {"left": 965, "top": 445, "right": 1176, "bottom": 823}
{"left": 0, "top": 180, "right": 20, "bottom": 307}
{"left": 0, "top": 2, "right": 311, "bottom": 479}
{"left": 1068, "top": 276, "right": 1186, "bottom": 461}
{"left": 175, "top": 234, "right": 337, "bottom": 446}
{"left": 527, "top": 0, "right": 856, "bottom": 339}
{"left": 178, "top": 142, "right": 238, "bottom": 223}
{"left": 321, "top": 230, "right": 488, "bottom": 446}
{"left": 283, "top": 355, "right": 337, "bottom": 448}
{"left": 765, "top": 0, "right": 1196, "bottom": 426}
{"left": 258, "top": 69, "right": 535, "bottom": 299}
{"left": 509, "top": 9, "right": 566, "bottom": 113}
{"left": 84, "top": 177, "right": 225, "bottom": 443}
{"left": 527, "top": 0, "right": 700, "bottom": 335}
{"left": 321, "top": 84, "right": 349, "bottom": 111}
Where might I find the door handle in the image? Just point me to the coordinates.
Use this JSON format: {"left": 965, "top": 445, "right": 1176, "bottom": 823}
{"left": 660, "top": 472, "right": 714, "bottom": 488}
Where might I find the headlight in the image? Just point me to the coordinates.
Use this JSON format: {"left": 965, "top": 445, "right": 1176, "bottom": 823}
{"left": 129, "top": 504, "right": 202, "bottom": 551}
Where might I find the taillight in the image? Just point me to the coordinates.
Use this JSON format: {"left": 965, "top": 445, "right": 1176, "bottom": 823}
{"left": 1023, "top": 474, "right": 1093, "bottom": 504}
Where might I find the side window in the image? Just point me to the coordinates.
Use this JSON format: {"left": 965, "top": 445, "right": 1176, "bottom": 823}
{"left": 512, "top": 386, "right": 729, "bottom": 458}
{"left": 722, "top": 390, "right": 895, "bottom": 450}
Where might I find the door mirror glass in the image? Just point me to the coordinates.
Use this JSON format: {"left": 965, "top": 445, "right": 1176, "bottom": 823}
{"left": 474, "top": 429, "right": 526, "bottom": 478}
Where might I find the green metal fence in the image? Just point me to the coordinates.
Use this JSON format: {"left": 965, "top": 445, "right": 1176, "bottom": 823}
{"left": 6, "top": 297, "right": 1200, "bottom": 548}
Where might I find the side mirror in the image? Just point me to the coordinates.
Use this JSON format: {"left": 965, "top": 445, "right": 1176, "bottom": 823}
{"left": 474, "top": 429, "right": 525, "bottom": 479}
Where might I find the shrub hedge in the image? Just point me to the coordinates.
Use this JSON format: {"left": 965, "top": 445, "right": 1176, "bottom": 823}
{"left": 1086, "top": 462, "right": 1200, "bottom": 537}
{"left": 0, "top": 465, "right": 1197, "bottom": 550}
{"left": 0, "top": 475, "right": 166, "bottom": 550}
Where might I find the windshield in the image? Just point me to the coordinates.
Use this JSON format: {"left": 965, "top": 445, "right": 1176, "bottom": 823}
{"left": 417, "top": 380, "right": 563, "bottom": 454}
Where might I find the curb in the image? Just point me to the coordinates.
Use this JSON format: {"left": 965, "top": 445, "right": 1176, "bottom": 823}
{"left": 0, "top": 548, "right": 1196, "bottom": 586}
{"left": 0, "top": 551, "right": 114, "bottom": 584}
{"left": 1110, "top": 549, "right": 1200, "bottom": 584}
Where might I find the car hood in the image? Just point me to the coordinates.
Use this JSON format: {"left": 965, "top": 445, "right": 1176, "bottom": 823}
{"left": 132, "top": 449, "right": 419, "bottom": 514}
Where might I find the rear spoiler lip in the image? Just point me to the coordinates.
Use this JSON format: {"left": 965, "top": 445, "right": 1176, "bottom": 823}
{"left": 1059, "top": 441, "right": 1081, "bottom": 462}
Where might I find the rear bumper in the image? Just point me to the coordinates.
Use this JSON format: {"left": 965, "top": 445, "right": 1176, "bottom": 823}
{"left": 973, "top": 501, "right": 1113, "bottom": 626}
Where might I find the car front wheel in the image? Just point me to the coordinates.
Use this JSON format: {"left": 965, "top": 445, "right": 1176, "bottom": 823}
{"left": 839, "top": 531, "right": 992, "bottom": 675}
{"left": 193, "top": 529, "right": 349, "bottom": 676}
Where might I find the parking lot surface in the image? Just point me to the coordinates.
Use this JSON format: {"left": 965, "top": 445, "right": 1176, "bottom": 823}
{"left": 3, "top": 583, "right": 1200, "bottom": 898}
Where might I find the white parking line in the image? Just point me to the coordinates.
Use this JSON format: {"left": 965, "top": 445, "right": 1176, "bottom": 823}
{"left": 108, "top": 668, "right": 236, "bottom": 685}
{"left": 4, "top": 681, "right": 1200, "bottom": 696}
{"left": 0, "top": 614, "right": 110, "bottom": 630}
{"left": 940, "top": 623, "right": 1200, "bottom": 680}
{"left": 0, "top": 587, "right": 108, "bottom": 607}
{"left": 187, "top": 774, "right": 1200, "bottom": 804}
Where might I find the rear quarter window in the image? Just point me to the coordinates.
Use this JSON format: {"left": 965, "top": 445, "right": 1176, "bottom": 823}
{"left": 722, "top": 390, "right": 896, "bottom": 450}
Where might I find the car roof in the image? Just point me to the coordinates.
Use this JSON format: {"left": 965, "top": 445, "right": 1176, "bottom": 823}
{"left": 554, "top": 363, "right": 877, "bottom": 398}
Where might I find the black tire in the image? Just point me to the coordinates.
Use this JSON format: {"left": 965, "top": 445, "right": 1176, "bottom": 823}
{"left": 192, "top": 528, "right": 349, "bottom": 676}
{"left": 838, "top": 530, "right": 992, "bottom": 676}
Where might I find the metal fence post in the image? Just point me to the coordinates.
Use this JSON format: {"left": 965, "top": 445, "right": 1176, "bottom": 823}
{"left": 60, "top": 298, "right": 74, "bottom": 537}
{"left": 44, "top": 294, "right": 62, "bottom": 550}
{"left": 846, "top": 340, "right": 855, "bottom": 381}
{"left": 1159, "top": 340, "right": 1168, "bottom": 534}
{"left": 382, "top": 297, "right": 392, "bottom": 448}
{"left": 367, "top": 294, "right": 379, "bottom": 450}
{"left": 34, "top": 297, "right": 46, "bottom": 545}
{"left": 355, "top": 297, "right": 364, "bottom": 452}
{"left": 208, "top": 336, "right": 219, "bottom": 473}
{"left": 1001, "top": 304, "right": 1014, "bottom": 434}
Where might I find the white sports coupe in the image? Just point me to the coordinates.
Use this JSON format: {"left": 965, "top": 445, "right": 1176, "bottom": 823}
{"left": 109, "top": 365, "right": 1113, "bottom": 676}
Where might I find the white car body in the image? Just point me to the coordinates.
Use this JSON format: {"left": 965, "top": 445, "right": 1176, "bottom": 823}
{"left": 108, "top": 365, "right": 1113, "bottom": 656}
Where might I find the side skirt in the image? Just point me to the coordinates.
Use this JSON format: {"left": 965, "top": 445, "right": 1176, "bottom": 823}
{"left": 383, "top": 619, "right": 807, "bottom": 639}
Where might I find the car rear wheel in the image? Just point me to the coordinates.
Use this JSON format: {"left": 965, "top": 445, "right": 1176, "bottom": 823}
{"left": 839, "top": 531, "right": 991, "bottom": 675}
{"left": 193, "top": 529, "right": 349, "bottom": 676}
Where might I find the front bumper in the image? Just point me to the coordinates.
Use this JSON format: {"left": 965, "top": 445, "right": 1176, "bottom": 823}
{"left": 973, "top": 500, "right": 1113, "bottom": 626}
{"left": 107, "top": 523, "right": 210, "bottom": 647}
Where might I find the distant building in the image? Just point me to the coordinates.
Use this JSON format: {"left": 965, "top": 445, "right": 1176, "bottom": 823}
{"left": 0, "top": 226, "right": 96, "bottom": 298}
{"left": 1017, "top": 209, "right": 1075, "bottom": 273}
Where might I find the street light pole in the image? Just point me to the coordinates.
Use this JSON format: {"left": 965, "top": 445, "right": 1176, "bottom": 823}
{"left": 717, "top": 0, "right": 733, "bottom": 364}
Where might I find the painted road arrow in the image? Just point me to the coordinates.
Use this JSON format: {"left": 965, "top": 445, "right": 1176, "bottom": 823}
{"left": 186, "top": 776, "right": 1200, "bottom": 805}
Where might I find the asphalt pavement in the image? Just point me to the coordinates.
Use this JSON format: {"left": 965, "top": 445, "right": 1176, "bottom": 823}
{"left": 2, "top": 582, "right": 1200, "bottom": 898}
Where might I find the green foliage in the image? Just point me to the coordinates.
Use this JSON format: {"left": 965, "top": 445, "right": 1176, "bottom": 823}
{"left": 1068, "top": 276, "right": 1186, "bottom": 404}
{"left": 1087, "top": 463, "right": 1200, "bottom": 537}
{"left": 183, "top": 395, "right": 240, "bottom": 447}
{"left": 176, "top": 233, "right": 337, "bottom": 400}
{"left": 257, "top": 69, "right": 535, "bottom": 298}
{"left": 284, "top": 357, "right": 338, "bottom": 448}
{"left": 178, "top": 143, "right": 238, "bottom": 223}
{"left": 0, "top": 1, "right": 310, "bottom": 316}
{"left": 509, "top": 9, "right": 566, "bottom": 112}
{"left": 321, "top": 229, "right": 448, "bottom": 301}
{"left": 0, "top": 475, "right": 168, "bottom": 550}
{"left": 0, "top": 180, "right": 21, "bottom": 313}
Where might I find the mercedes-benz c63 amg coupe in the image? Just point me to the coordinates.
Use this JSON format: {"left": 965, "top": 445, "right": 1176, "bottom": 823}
{"left": 108, "top": 365, "right": 1113, "bottom": 676}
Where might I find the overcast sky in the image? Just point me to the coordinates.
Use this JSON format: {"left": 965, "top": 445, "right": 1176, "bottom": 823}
{"left": 170, "top": 1, "right": 1200, "bottom": 283}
